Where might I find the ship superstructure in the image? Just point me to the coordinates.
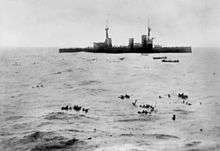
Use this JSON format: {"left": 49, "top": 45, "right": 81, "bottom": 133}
{"left": 59, "top": 24, "right": 191, "bottom": 53}
{"left": 93, "top": 25, "right": 112, "bottom": 49}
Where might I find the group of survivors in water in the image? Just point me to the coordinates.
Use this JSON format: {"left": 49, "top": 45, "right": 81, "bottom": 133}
{"left": 60, "top": 92, "right": 193, "bottom": 121}
{"left": 118, "top": 92, "right": 193, "bottom": 121}
{"left": 61, "top": 105, "right": 89, "bottom": 113}
{"left": 118, "top": 94, "right": 156, "bottom": 115}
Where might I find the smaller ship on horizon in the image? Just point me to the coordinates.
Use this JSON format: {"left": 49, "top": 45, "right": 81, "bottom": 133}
{"left": 59, "top": 23, "right": 191, "bottom": 54}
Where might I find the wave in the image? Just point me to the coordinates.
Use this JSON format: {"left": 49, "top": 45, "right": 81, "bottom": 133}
{"left": 4, "top": 131, "right": 83, "bottom": 151}
{"left": 31, "top": 137, "right": 80, "bottom": 151}
{"left": 44, "top": 112, "right": 96, "bottom": 121}
{"left": 83, "top": 88, "right": 109, "bottom": 96}
{"left": 23, "top": 131, "right": 55, "bottom": 142}
{"left": 116, "top": 116, "right": 159, "bottom": 122}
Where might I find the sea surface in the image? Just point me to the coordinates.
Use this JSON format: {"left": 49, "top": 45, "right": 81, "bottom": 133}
{"left": 0, "top": 47, "right": 219, "bottom": 151}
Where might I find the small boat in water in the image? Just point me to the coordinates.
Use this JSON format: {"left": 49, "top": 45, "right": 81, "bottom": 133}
{"left": 161, "top": 59, "right": 179, "bottom": 63}
{"left": 153, "top": 56, "right": 167, "bottom": 59}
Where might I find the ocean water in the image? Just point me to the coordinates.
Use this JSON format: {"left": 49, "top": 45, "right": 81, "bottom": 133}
{"left": 0, "top": 47, "right": 219, "bottom": 151}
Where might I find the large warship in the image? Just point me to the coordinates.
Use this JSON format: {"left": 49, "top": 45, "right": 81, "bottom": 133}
{"left": 59, "top": 25, "right": 191, "bottom": 53}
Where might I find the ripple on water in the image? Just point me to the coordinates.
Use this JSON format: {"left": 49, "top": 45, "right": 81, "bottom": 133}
{"left": 0, "top": 131, "right": 13, "bottom": 136}
{"left": 120, "top": 133, "right": 135, "bottom": 137}
{"left": 44, "top": 112, "right": 96, "bottom": 121}
{"left": 94, "top": 144, "right": 146, "bottom": 151}
{"left": 118, "top": 133, "right": 179, "bottom": 140}
{"left": 84, "top": 88, "right": 109, "bottom": 96}
{"left": 12, "top": 122, "right": 33, "bottom": 130}
{"left": 147, "top": 133, "right": 179, "bottom": 139}
{"left": 37, "top": 121, "right": 53, "bottom": 128}
{"left": 78, "top": 80, "right": 101, "bottom": 86}
{"left": 173, "top": 109, "right": 194, "bottom": 115}
{"left": 5, "top": 115, "right": 23, "bottom": 121}
{"left": 44, "top": 112, "right": 76, "bottom": 120}
{"left": 64, "top": 69, "right": 73, "bottom": 72}
{"left": 185, "top": 141, "right": 201, "bottom": 147}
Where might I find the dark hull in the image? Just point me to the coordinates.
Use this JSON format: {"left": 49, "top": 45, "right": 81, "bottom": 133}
{"left": 59, "top": 47, "right": 191, "bottom": 54}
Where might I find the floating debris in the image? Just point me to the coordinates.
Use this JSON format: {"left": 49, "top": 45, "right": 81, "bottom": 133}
{"left": 185, "top": 102, "right": 192, "bottom": 106}
{"left": 139, "top": 104, "right": 154, "bottom": 110}
{"left": 73, "top": 105, "right": 82, "bottom": 112}
{"left": 61, "top": 105, "right": 88, "bottom": 113}
{"left": 124, "top": 94, "right": 130, "bottom": 99}
{"left": 138, "top": 104, "right": 156, "bottom": 115}
{"left": 138, "top": 110, "right": 151, "bottom": 115}
{"left": 172, "top": 114, "right": 176, "bottom": 121}
{"left": 33, "top": 83, "right": 44, "bottom": 88}
{"left": 181, "top": 100, "right": 192, "bottom": 106}
{"left": 118, "top": 94, "right": 130, "bottom": 100}
{"left": 177, "top": 93, "right": 192, "bottom": 105}
{"left": 132, "top": 100, "right": 138, "bottom": 107}
{"left": 61, "top": 105, "right": 71, "bottom": 111}
{"left": 82, "top": 108, "right": 89, "bottom": 113}
{"left": 178, "top": 93, "right": 188, "bottom": 99}
{"left": 118, "top": 95, "right": 125, "bottom": 100}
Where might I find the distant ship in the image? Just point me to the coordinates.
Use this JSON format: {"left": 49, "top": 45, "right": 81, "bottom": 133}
{"left": 59, "top": 24, "right": 191, "bottom": 54}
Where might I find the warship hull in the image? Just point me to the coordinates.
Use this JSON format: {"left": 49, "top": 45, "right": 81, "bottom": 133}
{"left": 59, "top": 47, "right": 192, "bottom": 54}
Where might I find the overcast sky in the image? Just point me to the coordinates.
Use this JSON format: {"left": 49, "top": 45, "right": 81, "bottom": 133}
{"left": 0, "top": 0, "right": 220, "bottom": 47}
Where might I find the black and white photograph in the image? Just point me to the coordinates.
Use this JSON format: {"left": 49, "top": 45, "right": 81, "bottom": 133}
{"left": 0, "top": 0, "right": 220, "bottom": 150}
